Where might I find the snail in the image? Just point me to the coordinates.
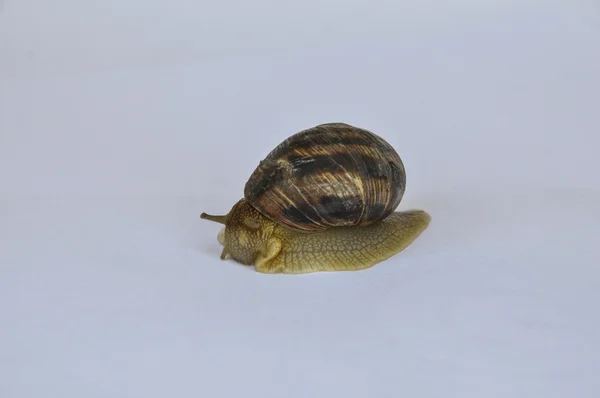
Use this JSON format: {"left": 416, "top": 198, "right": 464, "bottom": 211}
{"left": 201, "top": 122, "right": 431, "bottom": 274}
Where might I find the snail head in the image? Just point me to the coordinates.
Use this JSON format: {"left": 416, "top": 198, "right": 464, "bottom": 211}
{"left": 201, "top": 199, "right": 277, "bottom": 266}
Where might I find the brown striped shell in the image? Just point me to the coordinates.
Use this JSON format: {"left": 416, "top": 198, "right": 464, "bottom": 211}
{"left": 243, "top": 123, "right": 406, "bottom": 232}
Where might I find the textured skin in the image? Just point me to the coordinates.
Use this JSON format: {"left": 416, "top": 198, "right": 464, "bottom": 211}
{"left": 214, "top": 200, "right": 430, "bottom": 274}
{"left": 244, "top": 123, "right": 406, "bottom": 232}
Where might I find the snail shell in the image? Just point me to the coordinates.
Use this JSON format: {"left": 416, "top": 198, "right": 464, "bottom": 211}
{"left": 244, "top": 122, "right": 406, "bottom": 232}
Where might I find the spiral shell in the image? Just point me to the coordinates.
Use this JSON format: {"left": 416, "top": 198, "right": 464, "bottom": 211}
{"left": 244, "top": 123, "right": 406, "bottom": 232}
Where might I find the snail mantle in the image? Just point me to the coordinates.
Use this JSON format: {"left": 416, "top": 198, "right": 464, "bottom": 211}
{"left": 201, "top": 122, "right": 431, "bottom": 274}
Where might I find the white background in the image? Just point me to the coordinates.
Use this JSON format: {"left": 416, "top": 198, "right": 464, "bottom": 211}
{"left": 1, "top": 1, "right": 600, "bottom": 397}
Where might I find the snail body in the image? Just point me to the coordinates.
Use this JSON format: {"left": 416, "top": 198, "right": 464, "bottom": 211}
{"left": 201, "top": 123, "right": 430, "bottom": 274}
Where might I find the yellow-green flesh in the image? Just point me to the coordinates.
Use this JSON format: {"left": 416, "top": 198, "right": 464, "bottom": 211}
{"left": 260, "top": 210, "right": 431, "bottom": 274}
{"left": 214, "top": 200, "right": 431, "bottom": 274}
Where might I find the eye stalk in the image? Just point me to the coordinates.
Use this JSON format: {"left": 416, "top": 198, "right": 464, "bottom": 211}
{"left": 201, "top": 212, "right": 230, "bottom": 259}
{"left": 200, "top": 212, "right": 227, "bottom": 224}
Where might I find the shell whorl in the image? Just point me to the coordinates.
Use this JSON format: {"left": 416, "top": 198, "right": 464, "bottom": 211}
{"left": 244, "top": 123, "right": 406, "bottom": 232}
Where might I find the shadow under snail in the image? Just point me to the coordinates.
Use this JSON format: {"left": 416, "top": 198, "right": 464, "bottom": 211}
{"left": 201, "top": 122, "right": 431, "bottom": 274}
